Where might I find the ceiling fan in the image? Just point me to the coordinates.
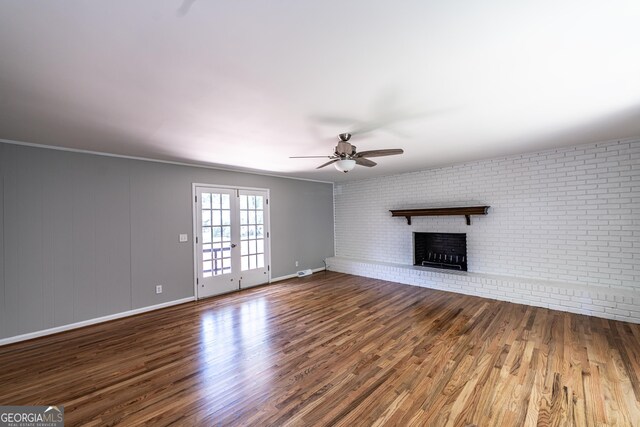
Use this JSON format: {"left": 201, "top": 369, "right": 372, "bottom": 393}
{"left": 290, "top": 133, "right": 404, "bottom": 173}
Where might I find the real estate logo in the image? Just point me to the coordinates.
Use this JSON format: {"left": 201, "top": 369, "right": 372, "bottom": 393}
{"left": 0, "top": 406, "right": 64, "bottom": 427}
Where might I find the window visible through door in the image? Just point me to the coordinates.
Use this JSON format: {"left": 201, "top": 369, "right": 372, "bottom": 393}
{"left": 201, "top": 192, "right": 232, "bottom": 277}
{"left": 239, "top": 193, "right": 265, "bottom": 271}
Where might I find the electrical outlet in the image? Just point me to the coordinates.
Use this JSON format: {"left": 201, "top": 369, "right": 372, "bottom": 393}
{"left": 179, "top": 234, "right": 188, "bottom": 242}
{"left": 155, "top": 285, "right": 162, "bottom": 294}
{"left": 295, "top": 261, "right": 299, "bottom": 267}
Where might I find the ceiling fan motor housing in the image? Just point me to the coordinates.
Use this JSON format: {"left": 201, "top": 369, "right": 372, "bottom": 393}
{"left": 335, "top": 141, "right": 356, "bottom": 157}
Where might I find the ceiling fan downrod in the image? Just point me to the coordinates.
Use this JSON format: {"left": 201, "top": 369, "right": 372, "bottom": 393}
{"left": 338, "top": 133, "right": 351, "bottom": 142}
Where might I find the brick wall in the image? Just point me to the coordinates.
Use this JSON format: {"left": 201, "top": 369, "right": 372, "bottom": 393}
{"left": 331, "top": 138, "right": 640, "bottom": 320}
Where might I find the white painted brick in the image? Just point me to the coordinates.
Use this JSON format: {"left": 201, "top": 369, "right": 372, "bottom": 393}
{"left": 559, "top": 300, "right": 583, "bottom": 309}
{"left": 332, "top": 138, "right": 640, "bottom": 323}
{"left": 580, "top": 304, "right": 606, "bottom": 313}
{"left": 616, "top": 303, "right": 640, "bottom": 312}
{"left": 334, "top": 138, "right": 639, "bottom": 290}
{"left": 605, "top": 308, "right": 632, "bottom": 317}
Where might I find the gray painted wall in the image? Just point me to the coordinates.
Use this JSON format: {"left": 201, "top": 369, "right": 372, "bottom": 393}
{"left": 0, "top": 144, "right": 4, "bottom": 339}
{"left": 0, "top": 143, "right": 335, "bottom": 339}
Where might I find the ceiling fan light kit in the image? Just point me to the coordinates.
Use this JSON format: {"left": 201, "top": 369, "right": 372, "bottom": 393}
{"left": 334, "top": 159, "right": 356, "bottom": 173}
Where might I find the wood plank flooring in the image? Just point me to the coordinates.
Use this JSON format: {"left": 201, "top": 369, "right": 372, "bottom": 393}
{"left": 1, "top": 272, "right": 640, "bottom": 426}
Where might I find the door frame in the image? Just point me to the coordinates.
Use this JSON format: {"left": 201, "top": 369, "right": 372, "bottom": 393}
{"left": 191, "top": 183, "right": 272, "bottom": 300}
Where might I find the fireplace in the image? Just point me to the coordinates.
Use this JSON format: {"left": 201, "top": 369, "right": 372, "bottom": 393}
{"left": 414, "top": 232, "right": 467, "bottom": 271}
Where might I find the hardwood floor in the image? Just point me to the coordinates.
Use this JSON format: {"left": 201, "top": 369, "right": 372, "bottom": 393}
{"left": 1, "top": 272, "right": 639, "bottom": 426}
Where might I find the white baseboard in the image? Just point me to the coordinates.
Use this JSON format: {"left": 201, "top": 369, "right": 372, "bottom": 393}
{"left": 270, "top": 267, "right": 326, "bottom": 283}
{"left": 0, "top": 297, "right": 195, "bottom": 347}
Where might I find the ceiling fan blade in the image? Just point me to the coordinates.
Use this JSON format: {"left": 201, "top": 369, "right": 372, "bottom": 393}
{"left": 310, "top": 115, "right": 362, "bottom": 126}
{"left": 355, "top": 149, "right": 404, "bottom": 158}
{"left": 349, "top": 116, "right": 418, "bottom": 137}
{"left": 355, "top": 157, "right": 377, "bottom": 167}
{"left": 176, "top": 0, "right": 197, "bottom": 16}
{"left": 289, "top": 155, "right": 332, "bottom": 159}
{"left": 349, "top": 120, "right": 391, "bottom": 136}
{"left": 316, "top": 159, "right": 339, "bottom": 169}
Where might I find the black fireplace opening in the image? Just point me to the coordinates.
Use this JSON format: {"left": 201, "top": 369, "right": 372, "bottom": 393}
{"left": 414, "top": 232, "right": 467, "bottom": 271}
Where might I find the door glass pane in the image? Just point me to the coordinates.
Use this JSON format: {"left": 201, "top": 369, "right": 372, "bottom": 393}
{"left": 256, "top": 196, "right": 263, "bottom": 209}
{"left": 257, "top": 254, "right": 264, "bottom": 268}
{"left": 241, "top": 256, "right": 249, "bottom": 271}
{"left": 256, "top": 211, "right": 263, "bottom": 224}
{"left": 240, "top": 195, "right": 247, "bottom": 209}
{"left": 203, "top": 244, "right": 212, "bottom": 260}
{"left": 221, "top": 194, "right": 230, "bottom": 209}
{"left": 222, "top": 210, "right": 231, "bottom": 225}
{"left": 241, "top": 241, "right": 248, "bottom": 256}
{"left": 203, "top": 210, "right": 211, "bottom": 226}
{"left": 212, "top": 211, "right": 221, "bottom": 226}
{"left": 201, "top": 192, "right": 233, "bottom": 277}
{"left": 202, "top": 227, "right": 212, "bottom": 243}
{"left": 257, "top": 239, "right": 264, "bottom": 254}
{"left": 202, "top": 193, "right": 211, "bottom": 209}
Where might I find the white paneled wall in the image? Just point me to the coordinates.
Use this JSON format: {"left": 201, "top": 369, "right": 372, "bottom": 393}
{"left": 331, "top": 138, "right": 640, "bottom": 320}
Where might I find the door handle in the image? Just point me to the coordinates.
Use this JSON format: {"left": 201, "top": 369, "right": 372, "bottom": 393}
{"left": 231, "top": 243, "right": 237, "bottom": 248}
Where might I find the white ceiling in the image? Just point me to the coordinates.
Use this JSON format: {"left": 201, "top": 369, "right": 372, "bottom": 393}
{"left": 1, "top": 1, "right": 639, "bottom": 183}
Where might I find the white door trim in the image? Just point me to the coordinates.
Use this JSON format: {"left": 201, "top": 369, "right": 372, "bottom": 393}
{"left": 192, "top": 183, "right": 272, "bottom": 300}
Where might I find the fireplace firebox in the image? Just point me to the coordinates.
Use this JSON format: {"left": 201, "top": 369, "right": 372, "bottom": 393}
{"left": 413, "top": 232, "right": 467, "bottom": 271}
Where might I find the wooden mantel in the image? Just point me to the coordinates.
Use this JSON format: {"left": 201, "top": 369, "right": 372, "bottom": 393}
{"left": 390, "top": 206, "right": 490, "bottom": 225}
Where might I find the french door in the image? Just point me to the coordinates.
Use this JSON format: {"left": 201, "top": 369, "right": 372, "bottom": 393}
{"left": 194, "top": 185, "right": 270, "bottom": 299}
